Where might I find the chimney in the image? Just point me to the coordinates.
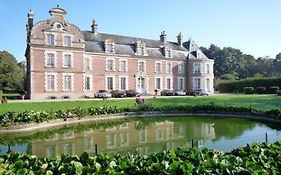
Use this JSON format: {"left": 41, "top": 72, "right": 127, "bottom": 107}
{"left": 177, "top": 32, "right": 183, "bottom": 47}
{"left": 91, "top": 20, "right": 98, "bottom": 34}
{"left": 27, "top": 10, "right": 34, "bottom": 31}
{"left": 160, "top": 31, "right": 167, "bottom": 43}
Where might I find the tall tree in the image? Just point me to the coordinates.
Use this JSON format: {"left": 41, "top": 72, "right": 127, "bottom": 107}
{"left": 0, "top": 51, "right": 25, "bottom": 92}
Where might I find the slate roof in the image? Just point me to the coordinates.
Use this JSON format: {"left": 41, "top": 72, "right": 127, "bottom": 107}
{"left": 83, "top": 31, "right": 190, "bottom": 59}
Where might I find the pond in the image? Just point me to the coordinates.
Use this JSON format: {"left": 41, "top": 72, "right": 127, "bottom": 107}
{"left": 0, "top": 115, "right": 281, "bottom": 157}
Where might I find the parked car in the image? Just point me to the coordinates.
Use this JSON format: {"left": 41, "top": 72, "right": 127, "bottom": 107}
{"left": 187, "top": 89, "right": 209, "bottom": 96}
{"left": 173, "top": 90, "right": 186, "bottom": 96}
{"left": 111, "top": 90, "right": 126, "bottom": 98}
{"left": 94, "top": 90, "right": 112, "bottom": 98}
{"left": 125, "top": 89, "right": 139, "bottom": 97}
{"left": 160, "top": 90, "right": 175, "bottom": 96}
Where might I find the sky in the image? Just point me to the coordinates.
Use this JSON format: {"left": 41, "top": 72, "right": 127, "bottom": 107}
{"left": 0, "top": 0, "right": 281, "bottom": 62}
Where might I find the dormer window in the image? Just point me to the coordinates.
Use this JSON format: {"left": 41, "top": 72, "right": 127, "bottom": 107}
{"left": 164, "top": 47, "right": 172, "bottom": 58}
{"left": 196, "top": 50, "right": 201, "bottom": 59}
{"left": 47, "top": 34, "right": 55, "bottom": 46}
{"left": 104, "top": 40, "right": 115, "bottom": 53}
{"left": 63, "top": 35, "right": 71, "bottom": 47}
{"left": 135, "top": 41, "right": 147, "bottom": 56}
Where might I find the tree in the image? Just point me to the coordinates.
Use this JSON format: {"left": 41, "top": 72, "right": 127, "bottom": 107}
{"left": 0, "top": 51, "right": 25, "bottom": 92}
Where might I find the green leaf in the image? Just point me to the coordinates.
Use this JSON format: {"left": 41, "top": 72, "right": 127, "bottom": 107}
{"left": 16, "top": 168, "right": 27, "bottom": 175}
{"left": 169, "top": 161, "right": 179, "bottom": 171}
{"left": 46, "top": 170, "right": 54, "bottom": 175}
{"left": 109, "top": 160, "right": 117, "bottom": 168}
{"left": 71, "top": 161, "right": 83, "bottom": 175}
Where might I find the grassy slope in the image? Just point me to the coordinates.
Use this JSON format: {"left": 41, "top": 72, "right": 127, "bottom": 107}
{"left": 0, "top": 94, "right": 280, "bottom": 115}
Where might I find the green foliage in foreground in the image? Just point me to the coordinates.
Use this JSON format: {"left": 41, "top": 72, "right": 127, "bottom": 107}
{"left": 1, "top": 104, "right": 281, "bottom": 127}
{"left": 1, "top": 141, "right": 280, "bottom": 174}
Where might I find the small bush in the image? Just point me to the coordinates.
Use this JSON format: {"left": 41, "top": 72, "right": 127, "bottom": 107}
{"left": 244, "top": 87, "right": 254, "bottom": 94}
{"left": 277, "top": 91, "right": 281, "bottom": 96}
{"left": 269, "top": 86, "right": 279, "bottom": 94}
{"left": 255, "top": 87, "right": 266, "bottom": 94}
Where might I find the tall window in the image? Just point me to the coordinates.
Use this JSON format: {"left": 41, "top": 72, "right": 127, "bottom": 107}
{"left": 46, "top": 74, "right": 55, "bottom": 91}
{"left": 120, "top": 77, "right": 126, "bottom": 90}
{"left": 178, "top": 63, "right": 184, "bottom": 74}
{"left": 119, "top": 60, "right": 127, "bottom": 71}
{"left": 194, "top": 78, "right": 201, "bottom": 90}
{"left": 166, "top": 78, "right": 171, "bottom": 90}
{"left": 138, "top": 129, "right": 146, "bottom": 143}
{"left": 63, "top": 54, "right": 72, "bottom": 68}
{"left": 194, "top": 64, "right": 201, "bottom": 73}
{"left": 63, "top": 75, "right": 72, "bottom": 91}
{"left": 206, "top": 78, "right": 210, "bottom": 92}
{"left": 155, "top": 78, "right": 161, "bottom": 89}
{"left": 47, "top": 34, "right": 55, "bottom": 46}
{"left": 206, "top": 64, "right": 210, "bottom": 74}
{"left": 178, "top": 78, "right": 184, "bottom": 90}
{"left": 106, "top": 59, "right": 114, "bottom": 71}
{"left": 84, "top": 58, "right": 91, "bottom": 70}
{"left": 107, "top": 77, "right": 113, "bottom": 90}
{"left": 138, "top": 61, "right": 145, "bottom": 72}
{"left": 63, "top": 36, "right": 71, "bottom": 47}
{"left": 46, "top": 53, "right": 55, "bottom": 67}
{"left": 166, "top": 62, "right": 172, "bottom": 74}
{"left": 84, "top": 76, "right": 91, "bottom": 90}
{"left": 155, "top": 62, "right": 161, "bottom": 73}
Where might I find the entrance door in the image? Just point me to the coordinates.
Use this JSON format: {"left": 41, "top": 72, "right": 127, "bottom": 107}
{"left": 137, "top": 77, "right": 146, "bottom": 94}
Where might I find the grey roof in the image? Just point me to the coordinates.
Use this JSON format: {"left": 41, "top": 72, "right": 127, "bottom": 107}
{"left": 83, "top": 31, "right": 207, "bottom": 60}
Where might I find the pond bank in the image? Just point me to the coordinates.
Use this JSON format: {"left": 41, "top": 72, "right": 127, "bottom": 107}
{"left": 1, "top": 111, "right": 281, "bottom": 133}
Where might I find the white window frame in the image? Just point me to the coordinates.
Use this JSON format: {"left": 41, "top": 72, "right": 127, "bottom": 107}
{"left": 44, "top": 51, "right": 57, "bottom": 67}
{"left": 106, "top": 58, "right": 115, "bottom": 71}
{"left": 155, "top": 77, "right": 162, "bottom": 90}
{"left": 136, "top": 41, "right": 147, "bottom": 56}
{"left": 178, "top": 77, "right": 185, "bottom": 90}
{"left": 44, "top": 73, "right": 57, "bottom": 92}
{"left": 166, "top": 77, "right": 173, "bottom": 90}
{"left": 63, "top": 35, "right": 72, "bottom": 47}
{"left": 193, "top": 63, "right": 201, "bottom": 73}
{"left": 83, "top": 74, "right": 93, "bottom": 91}
{"left": 138, "top": 60, "right": 146, "bottom": 72}
{"left": 206, "top": 78, "right": 210, "bottom": 92}
{"left": 206, "top": 64, "right": 210, "bottom": 74}
{"left": 119, "top": 59, "right": 128, "bottom": 72}
{"left": 45, "top": 32, "right": 56, "bottom": 46}
{"left": 62, "top": 52, "right": 73, "bottom": 68}
{"left": 105, "top": 40, "right": 115, "bottom": 53}
{"left": 138, "top": 128, "right": 147, "bottom": 143}
{"left": 84, "top": 57, "right": 92, "bottom": 70}
{"left": 155, "top": 61, "right": 161, "bottom": 73}
{"left": 105, "top": 76, "right": 115, "bottom": 90}
{"left": 166, "top": 62, "right": 172, "bottom": 74}
{"left": 120, "top": 132, "right": 129, "bottom": 147}
{"left": 106, "top": 133, "right": 116, "bottom": 148}
{"left": 193, "top": 77, "right": 201, "bottom": 90}
{"left": 62, "top": 73, "right": 74, "bottom": 91}
{"left": 119, "top": 76, "right": 128, "bottom": 90}
{"left": 178, "top": 62, "right": 185, "bottom": 74}
{"left": 164, "top": 47, "right": 172, "bottom": 58}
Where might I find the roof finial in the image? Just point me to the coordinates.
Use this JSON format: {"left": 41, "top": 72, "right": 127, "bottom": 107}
{"left": 160, "top": 31, "right": 167, "bottom": 43}
{"left": 91, "top": 19, "right": 98, "bottom": 34}
{"left": 57, "top": 5, "right": 59, "bottom": 7}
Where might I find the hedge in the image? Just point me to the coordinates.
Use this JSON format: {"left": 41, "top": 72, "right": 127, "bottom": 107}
{"left": 216, "top": 77, "right": 281, "bottom": 93}
{"left": 0, "top": 90, "right": 2, "bottom": 101}
{"left": 1, "top": 103, "right": 281, "bottom": 128}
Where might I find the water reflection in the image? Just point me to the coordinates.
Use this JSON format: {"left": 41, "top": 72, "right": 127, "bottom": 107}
{"left": 0, "top": 116, "right": 280, "bottom": 157}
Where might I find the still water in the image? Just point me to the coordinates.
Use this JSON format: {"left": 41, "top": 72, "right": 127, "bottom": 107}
{"left": 0, "top": 116, "right": 281, "bottom": 157}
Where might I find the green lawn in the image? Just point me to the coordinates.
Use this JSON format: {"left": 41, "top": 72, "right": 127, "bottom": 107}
{"left": 0, "top": 94, "right": 280, "bottom": 115}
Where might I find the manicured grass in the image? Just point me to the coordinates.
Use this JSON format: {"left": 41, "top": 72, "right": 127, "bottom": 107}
{"left": 0, "top": 94, "right": 280, "bottom": 115}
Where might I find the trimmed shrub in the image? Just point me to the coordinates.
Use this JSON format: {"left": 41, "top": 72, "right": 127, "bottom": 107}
{"left": 244, "top": 87, "right": 254, "bottom": 94}
{"left": 255, "top": 87, "right": 266, "bottom": 94}
{"left": 269, "top": 86, "right": 279, "bottom": 94}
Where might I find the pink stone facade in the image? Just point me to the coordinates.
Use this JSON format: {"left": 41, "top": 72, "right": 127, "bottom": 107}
{"left": 25, "top": 7, "right": 214, "bottom": 100}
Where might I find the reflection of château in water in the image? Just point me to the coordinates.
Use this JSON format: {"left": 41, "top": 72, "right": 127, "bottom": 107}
{"left": 29, "top": 120, "right": 215, "bottom": 157}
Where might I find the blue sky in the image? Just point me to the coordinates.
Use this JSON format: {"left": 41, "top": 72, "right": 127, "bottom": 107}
{"left": 0, "top": 0, "right": 281, "bottom": 61}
